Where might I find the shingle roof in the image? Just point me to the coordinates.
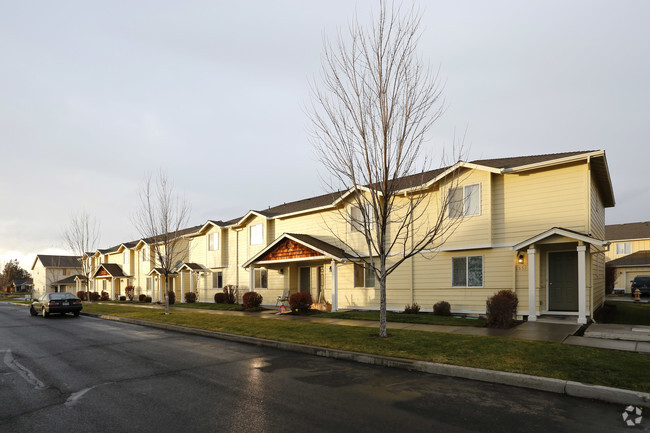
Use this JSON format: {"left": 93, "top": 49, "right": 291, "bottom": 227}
{"left": 52, "top": 275, "right": 87, "bottom": 285}
{"left": 95, "top": 263, "right": 127, "bottom": 278}
{"left": 605, "top": 222, "right": 650, "bottom": 241}
{"left": 36, "top": 255, "right": 81, "bottom": 268}
{"left": 231, "top": 151, "right": 599, "bottom": 222}
{"left": 287, "top": 233, "right": 350, "bottom": 259}
{"left": 606, "top": 250, "right": 650, "bottom": 267}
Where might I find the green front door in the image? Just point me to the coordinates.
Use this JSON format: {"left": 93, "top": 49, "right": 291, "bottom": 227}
{"left": 548, "top": 251, "right": 578, "bottom": 311}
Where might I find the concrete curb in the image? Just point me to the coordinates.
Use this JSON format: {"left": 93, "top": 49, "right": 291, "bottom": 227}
{"left": 81, "top": 312, "right": 650, "bottom": 407}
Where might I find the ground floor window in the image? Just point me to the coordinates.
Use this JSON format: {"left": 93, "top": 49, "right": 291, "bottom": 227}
{"left": 254, "top": 268, "right": 268, "bottom": 289}
{"left": 354, "top": 263, "right": 376, "bottom": 288}
{"left": 214, "top": 271, "right": 223, "bottom": 289}
{"left": 452, "top": 256, "right": 483, "bottom": 287}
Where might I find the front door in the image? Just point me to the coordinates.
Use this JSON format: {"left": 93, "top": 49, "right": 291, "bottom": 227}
{"left": 548, "top": 251, "right": 578, "bottom": 311}
{"left": 299, "top": 267, "right": 311, "bottom": 294}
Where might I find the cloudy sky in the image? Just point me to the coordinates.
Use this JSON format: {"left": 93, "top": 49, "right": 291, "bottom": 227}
{"left": 1, "top": 0, "right": 649, "bottom": 271}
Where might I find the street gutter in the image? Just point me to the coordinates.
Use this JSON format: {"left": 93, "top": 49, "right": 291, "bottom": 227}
{"left": 80, "top": 311, "right": 649, "bottom": 407}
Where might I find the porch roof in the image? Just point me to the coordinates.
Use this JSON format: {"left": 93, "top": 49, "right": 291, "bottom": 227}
{"left": 92, "top": 263, "right": 128, "bottom": 278}
{"left": 177, "top": 262, "right": 208, "bottom": 272}
{"left": 52, "top": 275, "right": 86, "bottom": 285}
{"left": 512, "top": 227, "right": 609, "bottom": 251}
{"left": 147, "top": 267, "right": 178, "bottom": 277}
{"left": 243, "top": 233, "right": 350, "bottom": 268}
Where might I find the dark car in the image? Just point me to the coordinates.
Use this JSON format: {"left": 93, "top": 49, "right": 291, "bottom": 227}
{"left": 30, "top": 292, "right": 83, "bottom": 317}
{"left": 630, "top": 276, "right": 650, "bottom": 296}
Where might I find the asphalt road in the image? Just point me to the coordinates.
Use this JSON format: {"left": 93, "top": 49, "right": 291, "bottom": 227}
{"left": 0, "top": 303, "right": 644, "bottom": 433}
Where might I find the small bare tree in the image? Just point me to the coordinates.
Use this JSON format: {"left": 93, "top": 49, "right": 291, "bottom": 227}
{"left": 63, "top": 211, "right": 100, "bottom": 303}
{"left": 133, "top": 171, "right": 190, "bottom": 315}
{"left": 309, "top": 1, "right": 463, "bottom": 337}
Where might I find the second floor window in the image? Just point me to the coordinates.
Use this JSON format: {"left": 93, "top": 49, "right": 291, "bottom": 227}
{"left": 616, "top": 242, "right": 632, "bottom": 255}
{"left": 208, "top": 232, "right": 219, "bottom": 251}
{"left": 250, "top": 224, "right": 263, "bottom": 245}
{"left": 449, "top": 184, "right": 481, "bottom": 219}
{"left": 349, "top": 204, "right": 373, "bottom": 232}
{"left": 123, "top": 251, "right": 129, "bottom": 264}
{"left": 142, "top": 248, "right": 149, "bottom": 262}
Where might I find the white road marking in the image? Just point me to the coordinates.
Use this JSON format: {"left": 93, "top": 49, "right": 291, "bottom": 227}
{"left": 65, "top": 383, "right": 110, "bottom": 408}
{"left": 2, "top": 349, "right": 46, "bottom": 389}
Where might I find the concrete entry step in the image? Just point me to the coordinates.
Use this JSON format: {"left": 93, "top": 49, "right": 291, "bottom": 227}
{"left": 584, "top": 324, "right": 650, "bottom": 342}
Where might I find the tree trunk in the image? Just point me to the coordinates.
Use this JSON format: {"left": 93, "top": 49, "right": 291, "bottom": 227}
{"left": 164, "top": 275, "right": 170, "bottom": 315}
{"left": 379, "top": 261, "right": 388, "bottom": 337}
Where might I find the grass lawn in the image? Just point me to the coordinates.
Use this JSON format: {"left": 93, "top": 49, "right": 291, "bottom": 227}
{"left": 603, "top": 301, "right": 650, "bottom": 326}
{"left": 82, "top": 303, "right": 650, "bottom": 393}
{"left": 101, "top": 301, "right": 245, "bottom": 311}
{"left": 311, "top": 310, "right": 486, "bottom": 327}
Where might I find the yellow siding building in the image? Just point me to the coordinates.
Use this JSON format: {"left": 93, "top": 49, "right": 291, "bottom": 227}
{"left": 84, "top": 150, "right": 614, "bottom": 324}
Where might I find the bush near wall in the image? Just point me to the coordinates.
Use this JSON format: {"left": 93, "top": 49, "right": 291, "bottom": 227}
{"left": 486, "top": 290, "right": 519, "bottom": 329}
{"left": 138, "top": 294, "right": 147, "bottom": 302}
{"left": 433, "top": 301, "right": 451, "bottom": 316}
{"left": 167, "top": 290, "right": 176, "bottom": 305}
{"left": 185, "top": 292, "right": 197, "bottom": 303}
{"left": 144, "top": 296, "right": 152, "bottom": 303}
{"left": 214, "top": 292, "right": 227, "bottom": 303}
{"left": 289, "top": 292, "right": 312, "bottom": 314}
{"left": 100, "top": 291, "right": 110, "bottom": 301}
{"left": 242, "top": 291, "right": 263, "bottom": 310}
{"left": 90, "top": 292, "right": 101, "bottom": 302}
{"left": 125, "top": 285, "right": 135, "bottom": 301}
{"left": 77, "top": 291, "right": 87, "bottom": 301}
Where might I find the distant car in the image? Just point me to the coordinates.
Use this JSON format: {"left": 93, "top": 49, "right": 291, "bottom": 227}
{"left": 630, "top": 276, "right": 650, "bottom": 297}
{"left": 30, "top": 292, "right": 83, "bottom": 317}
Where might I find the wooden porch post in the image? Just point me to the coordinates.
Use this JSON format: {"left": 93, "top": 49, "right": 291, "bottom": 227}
{"left": 331, "top": 260, "right": 338, "bottom": 312}
{"left": 180, "top": 270, "right": 185, "bottom": 303}
{"left": 249, "top": 265, "right": 255, "bottom": 292}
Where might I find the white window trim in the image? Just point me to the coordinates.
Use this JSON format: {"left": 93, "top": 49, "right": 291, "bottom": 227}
{"left": 349, "top": 203, "right": 374, "bottom": 233}
{"left": 616, "top": 242, "right": 631, "bottom": 255}
{"left": 451, "top": 255, "right": 484, "bottom": 288}
{"left": 254, "top": 268, "right": 268, "bottom": 289}
{"left": 449, "top": 183, "right": 482, "bottom": 219}
{"left": 354, "top": 263, "right": 376, "bottom": 288}
{"left": 250, "top": 224, "right": 263, "bottom": 246}
{"left": 208, "top": 232, "right": 219, "bottom": 251}
{"left": 123, "top": 251, "right": 129, "bottom": 264}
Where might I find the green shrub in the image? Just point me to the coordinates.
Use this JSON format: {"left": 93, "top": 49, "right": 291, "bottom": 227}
{"left": 486, "top": 290, "right": 519, "bottom": 328}
{"left": 100, "top": 291, "right": 110, "bottom": 301}
{"left": 167, "top": 290, "right": 176, "bottom": 305}
{"left": 214, "top": 292, "right": 227, "bottom": 303}
{"left": 185, "top": 292, "right": 197, "bottom": 303}
{"left": 138, "top": 294, "right": 147, "bottom": 302}
{"left": 403, "top": 303, "right": 420, "bottom": 314}
{"left": 90, "top": 292, "right": 101, "bottom": 302}
{"left": 144, "top": 296, "right": 152, "bottom": 303}
{"left": 242, "top": 291, "right": 263, "bottom": 310}
{"left": 433, "top": 301, "right": 451, "bottom": 316}
{"left": 119, "top": 296, "right": 126, "bottom": 301}
{"left": 289, "top": 292, "right": 312, "bottom": 314}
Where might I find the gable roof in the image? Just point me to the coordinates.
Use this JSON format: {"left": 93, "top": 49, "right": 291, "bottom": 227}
{"left": 221, "top": 150, "right": 613, "bottom": 225}
{"left": 606, "top": 250, "right": 650, "bottom": 267}
{"left": 92, "top": 263, "right": 128, "bottom": 278}
{"left": 512, "top": 227, "right": 609, "bottom": 251}
{"left": 243, "top": 233, "right": 350, "bottom": 267}
{"left": 605, "top": 221, "right": 650, "bottom": 241}
{"left": 33, "top": 255, "right": 81, "bottom": 270}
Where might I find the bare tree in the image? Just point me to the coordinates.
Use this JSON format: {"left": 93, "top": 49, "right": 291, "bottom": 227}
{"left": 63, "top": 211, "right": 100, "bottom": 303}
{"left": 133, "top": 171, "right": 191, "bottom": 315}
{"left": 309, "top": 1, "right": 463, "bottom": 337}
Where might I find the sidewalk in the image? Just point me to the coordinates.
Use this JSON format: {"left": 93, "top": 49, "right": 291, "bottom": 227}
{"left": 96, "top": 302, "right": 648, "bottom": 350}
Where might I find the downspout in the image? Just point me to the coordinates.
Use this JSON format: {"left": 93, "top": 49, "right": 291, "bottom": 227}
{"left": 408, "top": 192, "right": 414, "bottom": 305}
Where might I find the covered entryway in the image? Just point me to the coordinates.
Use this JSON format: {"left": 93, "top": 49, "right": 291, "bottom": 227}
{"left": 548, "top": 251, "right": 578, "bottom": 311}
{"left": 92, "top": 263, "right": 129, "bottom": 300}
{"left": 513, "top": 227, "right": 609, "bottom": 324}
{"left": 243, "top": 233, "right": 350, "bottom": 311}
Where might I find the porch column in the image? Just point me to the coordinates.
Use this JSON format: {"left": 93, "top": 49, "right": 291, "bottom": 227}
{"left": 249, "top": 265, "right": 255, "bottom": 292}
{"left": 331, "top": 260, "right": 338, "bottom": 312}
{"left": 180, "top": 270, "right": 185, "bottom": 303}
{"left": 527, "top": 248, "right": 537, "bottom": 321}
{"left": 157, "top": 276, "right": 162, "bottom": 302}
{"left": 189, "top": 271, "right": 194, "bottom": 294}
{"left": 111, "top": 277, "right": 116, "bottom": 300}
{"left": 577, "top": 245, "right": 587, "bottom": 325}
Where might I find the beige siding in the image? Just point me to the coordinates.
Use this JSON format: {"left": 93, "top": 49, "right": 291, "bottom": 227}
{"left": 492, "top": 163, "right": 589, "bottom": 244}
{"left": 606, "top": 239, "right": 650, "bottom": 261}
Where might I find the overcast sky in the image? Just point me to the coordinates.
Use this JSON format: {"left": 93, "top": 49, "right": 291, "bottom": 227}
{"left": 1, "top": 0, "right": 649, "bottom": 271}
